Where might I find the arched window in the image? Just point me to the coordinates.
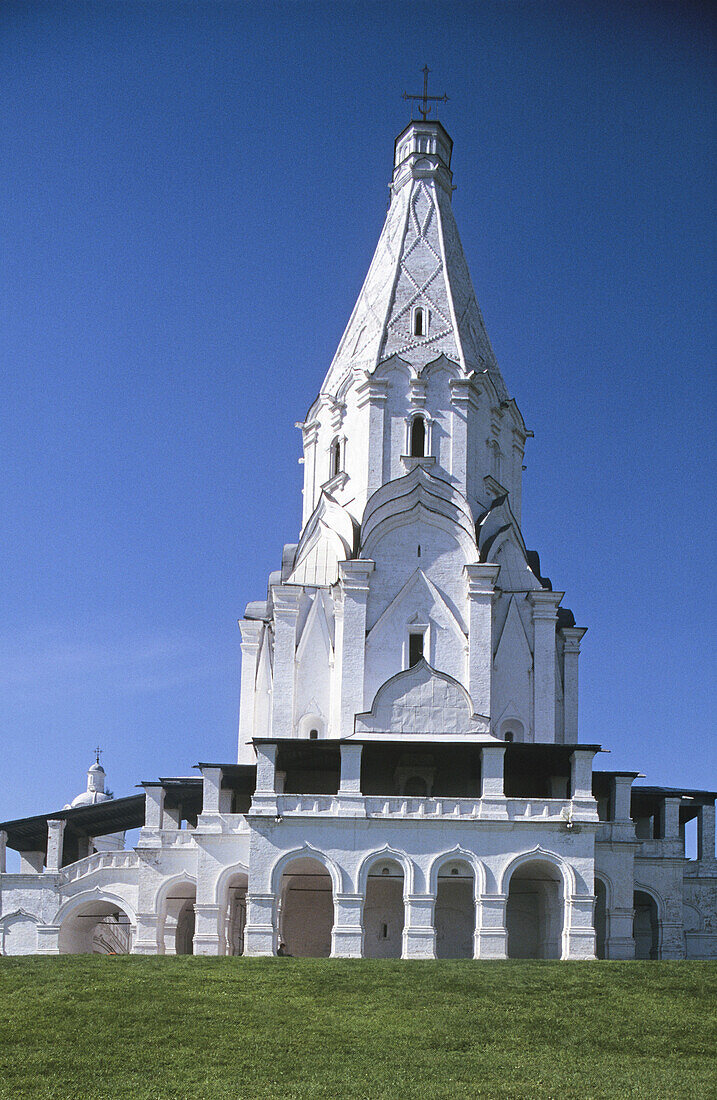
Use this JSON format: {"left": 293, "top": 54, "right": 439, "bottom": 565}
{"left": 309, "top": 729, "right": 319, "bottom": 741}
{"left": 410, "top": 416, "right": 426, "bottom": 457}
{"left": 329, "top": 438, "right": 341, "bottom": 479}
{"left": 504, "top": 731, "right": 514, "bottom": 743}
{"left": 413, "top": 307, "right": 426, "bottom": 337}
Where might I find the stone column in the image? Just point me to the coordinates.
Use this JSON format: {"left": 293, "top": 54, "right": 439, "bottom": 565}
{"left": 570, "top": 749, "right": 596, "bottom": 802}
{"left": 162, "top": 804, "right": 181, "bottom": 829}
{"left": 243, "top": 893, "right": 276, "bottom": 956}
{"left": 661, "top": 797, "right": 682, "bottom": 844}
{"left": 338, "top": 744, "right": 364, "bottom": 814}
{"left": 337, "top": 561, "right": 374, "bottom": 738}
{"left": 331, "top": 894, "right": 364, "bottom": 958}
{"left": 480, "top": 745, "right": 508, "bottom": 818}
{"left": 529, "top": 590, "right": 563, "bottom": 742}
{"left": 251, "top": 743, "right": 278, "bottom": 815}
{"left": 613, "top": 775, "right": 635, "bottom": 822}
{"left": 475, "top": 894, "right": 508, "bottom": 959}
{"left": 201, "top": 767, "right": 223, "bottom": 815}
{"left": 561, "top": 627, "right": 587, "bottom": 744}
{"left": 143, "top": 785, "right": 165, "bottom": 829}
{"left": 465, "top": 564, "right": 501, "bottom": 719}
{"left": 698, "top": 803, "right": 717, "bottom": 865}
{"left": 0, "top": 830, "right": 6, "bottom": 874}
{"left": 45, "top": 819, "right": 65, "bottom": 873}
{"left": 237, "top": 619, "right": 263, "bottom": 762}
{"left": 270, "top": 586, "right": 302, "bottom": 739}
{"left": 403, "top": 895, "right": 436, "bottom": 958}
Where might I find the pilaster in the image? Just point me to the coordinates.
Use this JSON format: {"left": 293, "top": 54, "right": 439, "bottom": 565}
{"left": 356, "top": 376, "right": 388, "bottom": 502}
{"left": 449, "top": 377, "right": 477, "bottom": 488}
{"left": 238, "top": 619, "right": 263, "bottom": 761}
{"left": 243, "top": 893, "right": 275, "bottom": 956}
{"left": 0, "top": 830, "right": 6, "bottom": 874}
{"left": 475, "top": 894, "right": 508, "bottom": 959}
{"left": 563, "top": 894, "right": 597, "bottom": 959}
{"left": 35, "top": 925, "right": 60, "bottom": 954}
{"left": 561, "top": 626, "right": 587, "bottom": 744}
{"left": 193, "top": 904, "right": 221, "bottom": 956}
{"left": 465, "top": 563, "right": 500, "bottom": 719}
{"left": 529, "top": 590, "right": 564, "bottom": 742}
{"left": 270, "top": 585, "right": 302, "bottom": 739}
{"left": 130, "top": 913, "right": 160, "bottom": 955}
{"left": 403, "top": 895, "right": 436, "bottom": 958}
{"left": 331, "top": 894, "right": 364, "bottom": 957}
{"left": 337, "top": 561, "right": 374, "bottom": 737}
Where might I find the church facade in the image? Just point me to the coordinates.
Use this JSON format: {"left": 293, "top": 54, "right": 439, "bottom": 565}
{"left": 1, "top": 118, "right": 715, "bottom": 961}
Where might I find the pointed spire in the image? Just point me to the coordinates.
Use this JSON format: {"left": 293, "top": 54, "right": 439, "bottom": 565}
{"left": 321, "top": 121, "right": 508, "bottom": 401}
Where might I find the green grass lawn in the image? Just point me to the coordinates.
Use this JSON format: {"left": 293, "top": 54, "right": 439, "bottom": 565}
{"left": 0, "top": 959, "right": 715, "bottom": 1100}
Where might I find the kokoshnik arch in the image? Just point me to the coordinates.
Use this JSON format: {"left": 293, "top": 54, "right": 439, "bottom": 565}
{"left": 1, "top": 110, "right": 715, "bottom": 961}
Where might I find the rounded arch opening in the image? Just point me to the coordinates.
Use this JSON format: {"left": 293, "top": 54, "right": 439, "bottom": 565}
{"left": 594, "top": 877, "right": 608, "bottom": 959}
{"left": 157, "top": 879, "right": 197, "bottom": 956}
{"left": 634, "top": 889, "right": 659, "bottom": 960}
{"left": 219, "top": 869, "right": 249, "bottom": 957}
{"left": 278, "top": 855, "right": 334, "bottom": 958}
{"left": 363, "top": 856, "right": 405, "bottom": 959}
{"left": 435, "top": 859, "right": 475, "bottom": 959}
{"left": 58, "top": 898, "right": 134, "bottom": 955}
{"left": 506, "top": 858, "right": 565, "bottom": 959}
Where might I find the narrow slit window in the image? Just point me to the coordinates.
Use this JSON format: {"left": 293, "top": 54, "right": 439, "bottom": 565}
{"left": 410, "top": 417, "right": 426, "bottom": 457}
{"left": 330, "top": 438, "right": 341, "bottom": 478}
{"left": 413, "top": 308, "right": 425, "bottom": 336}
{"left": 381, "top": 923, "right": 388, "bottom": 939}
{"left": 408, "top": 632, "right": 424, "bottom": 668}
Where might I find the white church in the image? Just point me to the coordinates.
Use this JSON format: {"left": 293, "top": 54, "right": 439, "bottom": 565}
{"left": 1, "top": 112, "right": 715, "bottom": 961}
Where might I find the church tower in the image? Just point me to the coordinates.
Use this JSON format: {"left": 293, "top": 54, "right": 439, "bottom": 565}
{"left": 3, "top": 98, "right": 714, "bottom": 964}
{"left": 237, "top": 115, "right": 587, "bottom": 761}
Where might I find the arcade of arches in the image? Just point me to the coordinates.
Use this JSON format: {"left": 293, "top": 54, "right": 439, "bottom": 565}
{"left": 52, "top": 864, "right": 670, "bottom": 960}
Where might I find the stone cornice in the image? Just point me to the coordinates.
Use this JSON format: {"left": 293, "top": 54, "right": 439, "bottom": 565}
{"left": 528, "top": 590, "right": 564, "bottom": 619}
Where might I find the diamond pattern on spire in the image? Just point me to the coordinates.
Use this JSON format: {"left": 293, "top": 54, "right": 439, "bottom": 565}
{"left": 320, "top": 159, "right": 508, "bottom": 398}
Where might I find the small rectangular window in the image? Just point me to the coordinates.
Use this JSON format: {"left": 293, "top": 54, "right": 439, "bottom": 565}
{"left": 408, "top": 632, "right": 424, "bottom": 668}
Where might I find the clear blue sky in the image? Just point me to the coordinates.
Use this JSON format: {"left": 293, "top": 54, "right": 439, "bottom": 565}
{"left": 1, "top": 1, "right": 715, "bottom": 827}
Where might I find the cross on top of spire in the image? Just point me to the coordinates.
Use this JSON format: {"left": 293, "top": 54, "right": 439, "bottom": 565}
{"left": 403, "top": 65, "right": 448, "bottom": 120}
{"left": 94, "top": 746, "right": 103, "bottom": 765}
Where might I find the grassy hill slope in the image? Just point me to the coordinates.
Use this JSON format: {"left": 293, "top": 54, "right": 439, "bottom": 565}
{"left": 1, "top": 958, "right": 715, "bottom": 1099}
